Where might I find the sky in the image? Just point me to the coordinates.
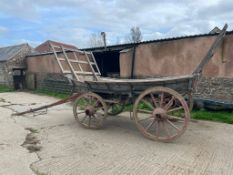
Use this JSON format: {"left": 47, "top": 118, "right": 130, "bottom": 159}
{"left": 0, "top": 0, "right": 232, "bottom": 48}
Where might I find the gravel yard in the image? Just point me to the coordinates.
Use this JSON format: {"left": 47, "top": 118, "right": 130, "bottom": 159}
{"left": 1, "top": 92, "right": 233, "bottom": 175}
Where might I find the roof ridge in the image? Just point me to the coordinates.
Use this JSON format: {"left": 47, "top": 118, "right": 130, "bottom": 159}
{"left": 46, "top": 40, "right": 78, "bottom": 48}
{"left": 0, "top": 43, "right": 29, "bottom": 49}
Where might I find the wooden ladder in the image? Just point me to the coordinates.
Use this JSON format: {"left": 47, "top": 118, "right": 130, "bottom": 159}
{"left": 49, "top": 43, "right": 101, "bottom": 82}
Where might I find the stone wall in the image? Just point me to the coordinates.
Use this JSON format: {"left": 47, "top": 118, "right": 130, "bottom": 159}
{"left": 194, "top": 77, "right": 233, "bottom": 103}
{"left": 26, "top": 72, "right": 73, "bottom": 94}
{"left": 2, "top": 44, "right": 32, "bottom": 87}
{"left": 0, "top": 61, "right": 8, "bottom": 85}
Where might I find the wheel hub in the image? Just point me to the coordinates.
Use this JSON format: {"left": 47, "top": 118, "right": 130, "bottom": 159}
{"left": 152, "top": 108, "right": 167, "bottom": 120}
{"left": 85, "top": 106, "right": 96, "bottom": 116}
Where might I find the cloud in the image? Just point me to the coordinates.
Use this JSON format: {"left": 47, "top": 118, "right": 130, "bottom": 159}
{"left": 0, "top": 0, "right": 232, "bottom": 48}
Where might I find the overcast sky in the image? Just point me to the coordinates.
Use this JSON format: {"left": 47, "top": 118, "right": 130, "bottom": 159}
{"left": 0, "top": 0, "right": 232, "bottom": 48}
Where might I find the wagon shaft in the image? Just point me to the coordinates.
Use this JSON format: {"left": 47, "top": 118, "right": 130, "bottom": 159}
{"left": 12, "top": 93, "right": 82, "bottom": 116}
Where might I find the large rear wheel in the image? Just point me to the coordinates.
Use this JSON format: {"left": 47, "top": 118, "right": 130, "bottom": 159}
{"left": 133, "top": 87, "right": 190, "bottom": 142}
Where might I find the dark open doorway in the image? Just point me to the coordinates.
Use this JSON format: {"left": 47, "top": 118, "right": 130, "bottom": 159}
{"left": 12, "top": 68, "right": 26, "bottom": 90}
{"left": 93, "top": 50, "right": 120, "bottom": 77}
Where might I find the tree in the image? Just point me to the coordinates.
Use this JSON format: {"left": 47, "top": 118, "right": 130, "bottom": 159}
{"left": 88, "top": 33, "right": 104, "bottom": 47}
{"left": 128, "top": 26, "right": 142, "bottom": 43}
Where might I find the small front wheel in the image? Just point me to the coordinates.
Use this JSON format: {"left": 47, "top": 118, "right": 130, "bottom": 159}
{"left": 73, "top": 92, "right": 107, "bottom": 129}
{"left": 133, "top": 87, "right": 190, "bottom": 142}
{"left": 107, "top": 102, "right": 125, "bottom": 116}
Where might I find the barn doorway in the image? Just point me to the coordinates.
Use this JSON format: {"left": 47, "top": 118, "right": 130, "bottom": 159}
{"left": 12, "top": 68, "right": 26, "bottom": 90}
{"left": 93, "top": 50, "right": 120, "bottom": 78}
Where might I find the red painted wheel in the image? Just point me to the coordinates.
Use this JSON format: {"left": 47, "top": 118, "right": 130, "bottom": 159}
{"left": 133, "top": 87, "right": 190, "bottom": 142}
{"left": 73, "top": 92, "right": 107, "bottom": 129}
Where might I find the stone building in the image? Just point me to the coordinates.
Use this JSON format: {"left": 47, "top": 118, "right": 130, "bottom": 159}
{"left": 0, "top": 43, "right": 32, "bottom": 89}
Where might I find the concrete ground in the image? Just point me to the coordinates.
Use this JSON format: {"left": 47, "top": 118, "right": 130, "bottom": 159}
{"left": 0, "top": 92, "right": 233, "bottom": 175}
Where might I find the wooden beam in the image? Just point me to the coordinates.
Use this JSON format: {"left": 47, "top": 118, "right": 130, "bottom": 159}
{"left": 61, "top": 46, "right": 80, "bottom": 81}
{"left": 193, "top": 24, "right": 228, "bottom": 75}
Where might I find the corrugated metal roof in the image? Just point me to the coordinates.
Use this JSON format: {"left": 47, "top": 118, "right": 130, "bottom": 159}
{"left": 27, "top": 30, "right": 233, "bottom": 57}
{"left": 82, "top": 31, "right": 233, "bottom": 52}
{"left": 0, "top": 43, "right": 28, "bottom": 61}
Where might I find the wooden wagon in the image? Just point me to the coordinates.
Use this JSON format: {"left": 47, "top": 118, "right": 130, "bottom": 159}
{"left": 15, "top": 24, "right": 227, "bottom": 142}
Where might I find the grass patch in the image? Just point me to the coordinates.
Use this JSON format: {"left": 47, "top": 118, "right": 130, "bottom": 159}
{"left": 191, "top": 110, "right": 233, "bottom": 124}
{"left": 0, "top": 85, "right": 14, "bottom": 93}
{"left": 124, "top": 104, "right": 233, "bottom": 124}
{"left": 33, "top": 89, "right": 69, "bottom": 99}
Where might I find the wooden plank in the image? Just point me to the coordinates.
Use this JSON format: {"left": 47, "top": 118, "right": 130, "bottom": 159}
{"left": 75, "top": 71, "right": 101, "bottom": 75}
{"left": 58, "top": 58, "right": 92, "bottom": 64}
{"left": 63, "top": 70, "right": 72, "bottom": 73}
{"left": 62, "top": 47, "right": 85, "bottom": 54}
{"left": 49, "top": 43, "right": 66, "bottom": 73}
{"left": 61, "top": 46, "right": 80, "bottom": 81}
{"left": 73, "top": 52, "right": 83, "bottom": 72}
{"left": 91, "top": 52, "right": 101, "bottom": 74}
{"left": 84, "top": 52, "right": 98, "bottom": 81}
{"left": 192, "top": 24, "right": 228, "bottom": 75}
{"left": 70, "top": 60, "right": 89, "bottom": 64}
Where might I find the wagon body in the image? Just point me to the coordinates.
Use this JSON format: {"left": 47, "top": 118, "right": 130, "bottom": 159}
{"left": 74, "top": 75, "right": 194, "bottom": 96}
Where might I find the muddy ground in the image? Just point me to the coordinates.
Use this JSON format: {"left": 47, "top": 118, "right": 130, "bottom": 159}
{"left": 0, "top": 92, "right": 233, "bottom": 175}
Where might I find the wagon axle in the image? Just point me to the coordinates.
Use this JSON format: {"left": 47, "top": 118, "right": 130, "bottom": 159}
{"left": 85, "top": 106, "right": 96, "bottom": 116}
{"left": 152, "top": 108, "right": 167, "bottom": 120}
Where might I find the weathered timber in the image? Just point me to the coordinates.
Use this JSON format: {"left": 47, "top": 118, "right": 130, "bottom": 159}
{"left": 193, "top": 24, "right": 228, "bottom": 75}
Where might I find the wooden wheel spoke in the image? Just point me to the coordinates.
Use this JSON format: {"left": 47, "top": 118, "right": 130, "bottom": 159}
{"left": 150, "top": 93, "right": 159, "bottom": 108}
{"left": 95, "top": 111, "right": 105, "bottom": 118}
{"left": 164, "top": 96, "right": 175, "bottom": 110}
{"left": 80, "top": 115, "right": 88, "bottom": 123}
{"left": 162, "top": 121, "right": 170, "bottom": 138}
{"left": 167, "top": 106, "right": 183, "bottom": 113}
{"left": 89, "top": 96, "right": 95, "bottom": 105}
{"left": 88, "top": 116, "right": 91, "bottom": 127}
{"left": 93, "top": 100, "right": 99, "bottom": 107}
{"left": 167, "top": 115, "right": 185, "bottom": 122}
{"left": 138, "top": 116, "right": 154, "bottom": 123}
{"left": 145, "top": 119, "right": 156, "bottom": 131}
{"left": 137, "top": 109, "right": 152, "bottom": 114}
{"left": 160, "top": 92, "right": 164, "bottom": 107}
{"left": 77, "top": 111, "right": 85, "bottom": 115}
{"left": 166, "top": 119, "right": 181, "bottom": 131}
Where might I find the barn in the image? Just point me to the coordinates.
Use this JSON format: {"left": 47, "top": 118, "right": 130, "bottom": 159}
{"left": 0, "top": 43, "right": 32, "bottom": 89}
